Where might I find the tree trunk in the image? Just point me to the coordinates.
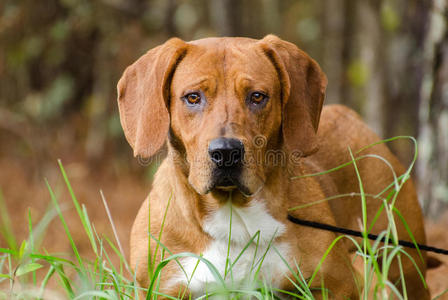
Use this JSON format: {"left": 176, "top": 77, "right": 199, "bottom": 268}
{"left": 359, "top": 1, "right": 385, "bottom": 137}
{"left": 321, "top": 0, "right": 345, "bottom": 104}
{"left": 418, "top": 0, "right": 448, "bottom": 217}
{"left": 340, "top": 0, "right": 358, "bottom": 110}
{"left": 209, "top": 0, "right": 242, "bottom": 36}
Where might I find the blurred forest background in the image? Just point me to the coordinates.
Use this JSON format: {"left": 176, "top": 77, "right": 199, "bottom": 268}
{"left": 0, "top": 0, "right": 448, "bottom": 280}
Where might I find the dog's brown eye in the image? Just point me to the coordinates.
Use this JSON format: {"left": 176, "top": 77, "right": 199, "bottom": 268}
{"left": 249, "top": 92, "right": 268, "bottom": 105}
{"left": 185, "top": 93, "right": 201, "bottom": 105}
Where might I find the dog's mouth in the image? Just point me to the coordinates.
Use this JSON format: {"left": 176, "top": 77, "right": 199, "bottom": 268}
{"left": 208, "top": 168, "right": 252, "bottom": 196}
{"left": 216, "top": 184, "right": 237, "bottom": 191}
{"left": 215, "top": 176, "right": 236, "bottom": 190}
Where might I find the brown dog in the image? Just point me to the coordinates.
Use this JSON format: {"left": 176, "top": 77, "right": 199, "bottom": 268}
{"left": 118, "top": 35, "right": 428, "bottom": 299}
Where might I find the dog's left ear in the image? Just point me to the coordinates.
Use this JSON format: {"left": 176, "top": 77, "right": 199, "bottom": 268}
{"left": 258, "top": 35, "right": 327, "bottom": 157}
{"left": 117, "top": 38, "right": 188, "bottom": 158}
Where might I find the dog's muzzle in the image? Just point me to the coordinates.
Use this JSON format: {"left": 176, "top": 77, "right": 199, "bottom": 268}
{"left": 208, "top": 138, "right": 245, "bottom": 190}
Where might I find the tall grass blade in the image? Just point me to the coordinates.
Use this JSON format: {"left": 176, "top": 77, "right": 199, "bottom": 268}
{"left": 58, "top": 160, "right": 98, "bottom": 255}
{"left": 100, "top": 190, "right": 132, "bottom": 276}
{"left": 0, "top": 190, "right": 17, "bottom": 251}
{"left": 45, "top": 178, "right": 85, "bottom": 273}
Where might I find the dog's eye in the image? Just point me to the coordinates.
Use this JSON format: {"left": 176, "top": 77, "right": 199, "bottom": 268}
{"left": 184, "top": 93, "right": 201, "bottom": 105}
{"left": 249, "top": 91, "right": 268, "bottom": 105}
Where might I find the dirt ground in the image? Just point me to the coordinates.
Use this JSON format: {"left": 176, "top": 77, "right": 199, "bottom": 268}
{"left": 0, "top": 155, "right": 447, "bottom": 298}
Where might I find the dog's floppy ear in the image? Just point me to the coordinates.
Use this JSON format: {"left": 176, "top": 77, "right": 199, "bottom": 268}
{"left": 117, "top": 38, "right": 187, "bottom": 158}
{"left": 259, "top": 34, "right": 327, "bottom": 157}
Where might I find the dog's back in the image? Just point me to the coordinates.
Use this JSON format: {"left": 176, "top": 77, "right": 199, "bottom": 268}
{"left": 312, "top": 104, "right": 428, "bottom": 298}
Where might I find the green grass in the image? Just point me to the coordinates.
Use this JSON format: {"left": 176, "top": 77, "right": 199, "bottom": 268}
{"left": 0, "top": 137, "right": 444, "bottom": 299}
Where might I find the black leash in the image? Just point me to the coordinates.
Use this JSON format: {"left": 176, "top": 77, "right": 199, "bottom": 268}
{"left": 287, "top": 215, "right": 448, "bottom": 256}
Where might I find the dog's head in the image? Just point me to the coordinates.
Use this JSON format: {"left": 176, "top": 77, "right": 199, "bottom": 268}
{"left": 117, "top": 35, "right": 327, "bottom": 198}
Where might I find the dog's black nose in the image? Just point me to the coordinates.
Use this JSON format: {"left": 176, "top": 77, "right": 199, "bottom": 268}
{"left": 208, "top": 138, "right": 244, "bottom": 168}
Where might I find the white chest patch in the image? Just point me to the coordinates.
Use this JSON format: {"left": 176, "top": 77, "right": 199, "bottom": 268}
{"left": 168, "top": 200, "right": 291, "bottom": 297}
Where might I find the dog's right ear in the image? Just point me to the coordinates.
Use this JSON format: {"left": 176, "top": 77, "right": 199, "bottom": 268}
{"left": 117, "top": 38, "right": 188, "bottom": 158}
{"left": 258, "top": 35, "right": 327, "bottom": 157}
